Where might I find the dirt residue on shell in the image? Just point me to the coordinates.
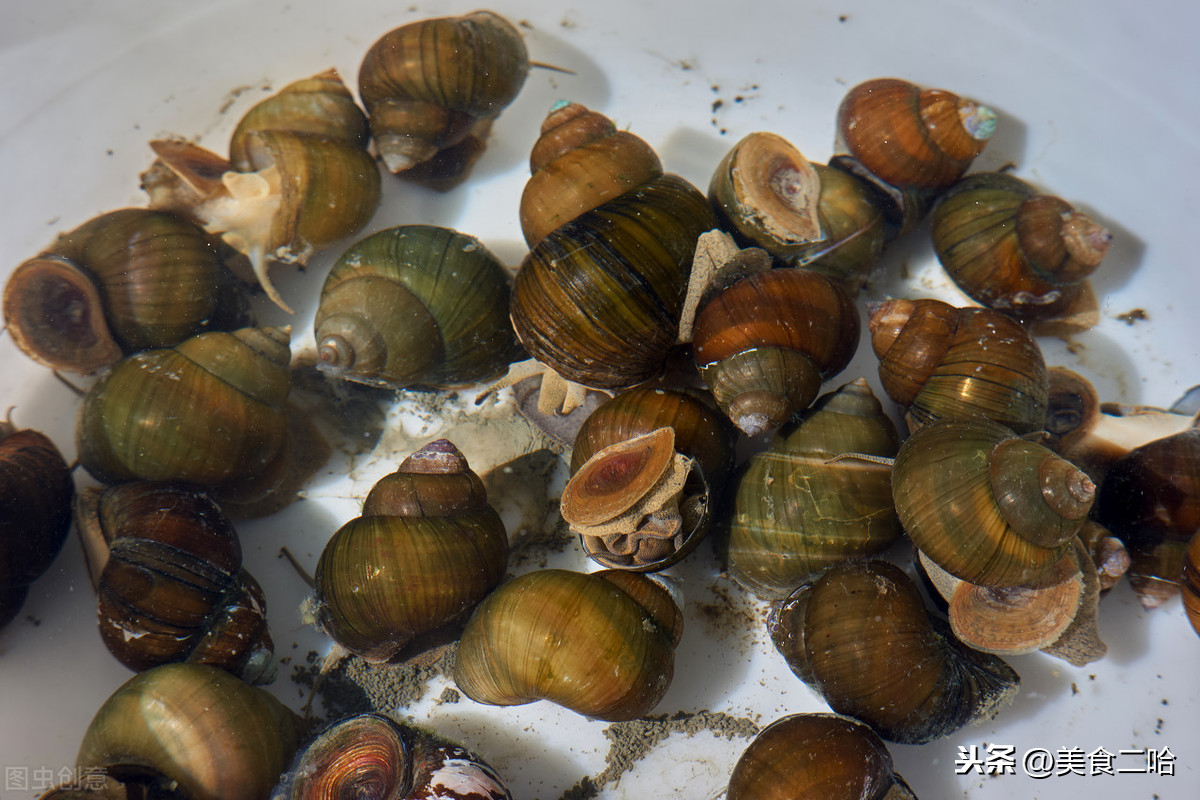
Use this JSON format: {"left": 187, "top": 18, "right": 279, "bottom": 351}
{"left": 292, "top": 645, "right": 458, "bottom": 722}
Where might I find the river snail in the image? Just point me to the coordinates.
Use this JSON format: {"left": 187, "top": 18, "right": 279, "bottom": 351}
{"left": 271, "top": 712, "right": 511, "bottom": 800}
{"left": 687, "top": 234, "right": 860, "bottom": 436}
{"left": 725, "top": 379, "right": 902, "bottom": 599}
{"left": 769, "top": 559, "right": 1020, "bottom": 745}
{"left": 727, "top": 712, "right": 915, "bottom": 800}
{"left": 931, "top": 171, "right": 1111, "bottom": 333}
{"left": 314, "top": 224, "right": 520, "bottom": 390}
{"left": 3, "top": 208, "right": 252, "bottom": 374}
{"left": 311, "top": 439, "right": 509, "bottom": 663}
{"left": 708, "top": 131, "right": 885, "bottom": 295}
{"left": 1183, "top": 530, "right": 1200, "bottom": 639}
{"left": 893, "top": 417, "right": 1095, "bottom": 589}
{"left": 75, "top": 662, "right": 302, "bottom": 800}
{"left": 0, "top": 417, "right": 74, "bottom": 629}
{"left": 453, "top": 567, "right": 683, "bottom": 721}
{"left": 868, "top": 296, "right": 1049, "bottom": 434}
{"left": 142, "top": 69, "right": 381, "bottom": 313}
{"left": 358, "top": 10, "right": 529, "bottom": 188}
{"left": 76, "top": 326, "right": 293, "bottom": 501}
{"left": 75, "top": 481, "right": 276, "bottom": 684}
{"left": 506, "top": 103, "right": 717, "bottom": 412}
{"left": 562, "top": 386, "right": 736, "bottom": 571}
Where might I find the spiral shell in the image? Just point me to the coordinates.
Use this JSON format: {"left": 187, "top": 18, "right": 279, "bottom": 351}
{"left": 931, "top": 171, "right": 1110, "bottom": 329}
{"left": 313, "top": 440, "right": 509, "bottom": 662}
{"left": 868, "top": 297, "right": 1048, "bottom": 433}
{"left": 453, "top": 568, "right": 683, "bottom": 721}
{"left": 358, "top": 11, "right": 529, "bottom": 186}
{"left": 727, "top": 713, "right": 915, "bottom": 800}
{"left": 77, "top": 482, "right": 275, "bottom": 683}
{"left": 894, "top": 418, "right": 1095, "bottom": 588}
{"left": 1183, "top": 530, "right": 1200, "bottom": 638}
{"left": 3, "top": 208, "right": 250, "bottom": 374}
{"left": 725, "top": 379, "right": 902, "bottom": 599}
{"left": 769, "top": 559, "right": 1019, "bottom": 744}
{"left": 76, "top": 662, "right": 301, "bottom": 800}
{"left": 314, "top": 225, "right": 519, "bottom": 389}
{"left": 272, "top": 712, "right": 511, "bottom": 800}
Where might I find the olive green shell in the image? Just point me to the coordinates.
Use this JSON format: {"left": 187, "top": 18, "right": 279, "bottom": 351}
{"left": 315, "top": 225, "right": 519, "bottom": 388}
{"left": 511, "top": 174, "right": 717, "bottom": 390}
{"left": 725, "top": 379, "right": 901, "bottom": 599}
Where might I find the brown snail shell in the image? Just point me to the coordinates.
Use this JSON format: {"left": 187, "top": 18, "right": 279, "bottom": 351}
{"left": 510, "top": 172, "right": 717, "bottom": 392}
{"left": 868, "top": 297, "right": 1048, "bottom": 434}
{"left": 453, "top": 568, "right": 683, "bottom": 721}
{"left": 76, "top": 662, "right": 300, "bottom": 800}
{"left": 893, "top": 418, "right": 1095, "bottom": 588}
{"left": 0, "top": 418, "right": 74, "bottom": 628}
{"left": 3, "top": 208, "right": 251, "bottom": 374}
{"left": 520, "top": 101, "right": 664, "bottom": 248}
{"left": 1183, "top": 529, "right": 1200, "bottom": 638}
{"left": 312, "top": 439, "right": 509, "bottom": 662}
{"left": 358, "top": 10, "right": 529, "bottom": 187}
{"left": 691, "top": 259, "right": 860, "bottom": 436}
{"left": 75, "top": 482, "right": 275, "bottom": 684}
{"left": 314, "top": 225, "right": 519, "bottom": 389}
{"left": 725, "top": 379, "right": 902, "bottom": 599}
{"left": 708, "top": 131, "right": 885, "bottom": 294}
{"left": 931, "top": 171, "right": 1110, "bottom": 332}
{"left": 272, "top": 712, "right": 511, "bottom": 800}
{"left": 769, "top": 559, "right": 1020, "bottom": 744}
{"left": 835, "top": 77, "right": 996, "bottom": 192}
{"left": 76, "top": 326, "right": 293, "bottom": 496}
{"left": 142, "top": 70, "right": 380, "bottom": 312}
{"left": 727, "top": 713, "right": 915, "bottom": 800}
{"left": 564, "top": 387, "right": 736, "bottom": 571}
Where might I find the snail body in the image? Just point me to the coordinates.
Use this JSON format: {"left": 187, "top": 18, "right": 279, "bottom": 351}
{"left": 76, "top": 662, "right": 301, "bottom": 800}
{"left": 931, "top": 171, "right": 1110, "bottom": 329}
{"left": 893, "top": 418, "right": 1095, "bottom": 588}
{"left": 272, "top": 712, "right": 511, "bottom": 800}
{"left": 76, "top": 326, "right": 292, "bottom": 494}
{"left": 453, "top": 568, "right": 683, "bottom": 721}
{"left": 727, "top": 713, "right": 915, "bottom": 800}
{"left": 0, "top": 420, "right": 74, "bottom": 628}
{"left": 868, "top": 297, "right": 1048, "bottom": 433}
{"left": 769, "top": 559, "right": 1019, "bottom": 744}
{"left": 358, "top": 11, "right": 529, "bottom": 186}
{"left": 726, "top": 379, "right": 902, "bottom": 599}
{"left": 76, "top": 482, "right": 275, "bottom": 683}
{"left": 315, "top": 225, "right": 519, "bottom": 389}
{"left": 313, "top": 440, "right": 509, "bottom": 662}
{"left": 3, "top": 208, "right": 250, "bottom": 374}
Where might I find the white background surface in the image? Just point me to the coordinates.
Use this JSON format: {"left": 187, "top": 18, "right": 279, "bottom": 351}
{"left": 1, "top": 0, "right": 1198, "bottom": 798}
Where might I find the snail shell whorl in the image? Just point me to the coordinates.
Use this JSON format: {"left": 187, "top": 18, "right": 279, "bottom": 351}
{"left": 0, "top": 424, "right": 73, "bottom": 600}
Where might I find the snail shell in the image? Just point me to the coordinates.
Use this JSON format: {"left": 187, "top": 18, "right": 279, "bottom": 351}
{"left": 76, "top": 482, "right": 275, "bottom": 683}
{"left": 893, "top": 418, "right": 1095, "bottom": 588}
{"left": 358, "top": 10, "right": 529, "bottom": 186}
{"left": 511, "top": 173, "right": 717, "bottom": 390}
{"left": 314, "top": 225, "right": 519, "bottom": 389}
{"left": 725, "top": 379, "right": 902, "bottom": 599}
{"left": 76, "top": 326, "right": 292, "bottom": 493}
{"left": 0, "top": 419, "right": 74, "bottom": 628}
{"left": 313, "top": 439, "right": 509, "bottom": 662}
{"left": 272, "top": 712, "right": 511, "bottom": 800}
{"left": 564, "top": 387, "right": 736, "bottom": 571}
{"left": 1183, "top": 530, "right": 1200, "bottom": 638}
{"left": 453, "top": 568, "right": 683, "bottom": 721}
{"left": 727, "top": 713, "right": 915, "bottom": 800}
{"left": 868, "top": 297, "right": 1048, "bottom": 433}
{"left": 76, "top": 662, "right": 301, "bottom": 800}
{"left": 708, "top": 131, "right": 884, "bottom": 293}
{"left": 835, "top": 77, "right": 996, "bottom": 192}
{"left": 3, "top": 208, "right": 251, "bottom": 374}
{"left": 142, "top": 69, "right": 380, "bottom": 312}
{"left": 691, "top": 262, "right": 860, "bottom": 436}
{"left": 769, "top": 559, "right": 1020, "bottom": 744}
{"left": 931, "top": 171, "right": 1110, "bottom": 329}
